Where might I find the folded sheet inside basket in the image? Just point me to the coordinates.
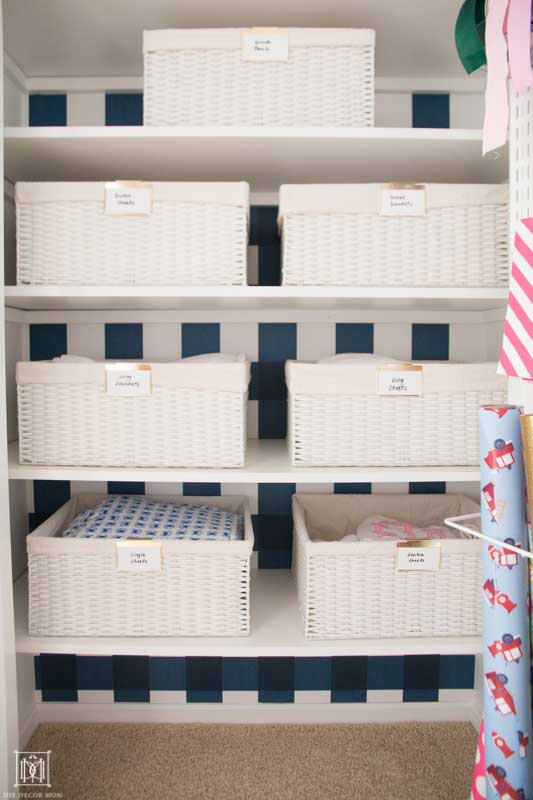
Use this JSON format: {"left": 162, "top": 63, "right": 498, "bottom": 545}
{"left": 317, "top": 353, "right": 400, "bottom": 364}
{"left": 52, "top": 353, "right": 246, "bottom": 365}
{"left": 355, "top": 515, "right": 458, "bottom": 541}
{"left": 62, "top": 495, "right": 244, "bottom": 541}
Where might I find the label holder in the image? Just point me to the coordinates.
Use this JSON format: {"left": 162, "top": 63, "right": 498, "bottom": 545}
{"left": 395, "top": 539, "right": 441, "bottom": 572}
{"left": 241, "top": 27, "right": 289, "bottom": 62}
{"left": 377, "top": 362, "right": 423, "bottom": 397}
{"left": 105, "top": 362, "right": 152, "bottom": 397}
{"left": 104, "top": 180, "right": 153, "bottom": 216}
{"left": 116, "top": 538, "right": 162, "bottom": 573}
{"left": 380, "top": 183, "right": 427, "bottom": 217}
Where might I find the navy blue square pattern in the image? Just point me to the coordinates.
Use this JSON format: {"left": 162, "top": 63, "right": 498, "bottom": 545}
{"left": 29, "top": 324, "right": 67, "bottom": 361}
{"left": 331, "top": 657, "right": 368, "bottom": 703}
{"left": 78, "top": 657, "right": 113, "bottom": 691}
{"left": 36, "top": 654, "right": 475, "bottom": 703}
{"left": 258, "top": 657, "right": 295, "bottom": 703}
{"left": 257, "top": 323, "right": 296, "bottom": 440}
{"left": 256, "top": 483, "right": 295, "bottom": 569}
{"left": 412, "top": 324, "right": 449, "bottom": 361}
{"left": 105, "top": 93, "right": 143, "bottom": 126}
{"left": 250, "top": 206, "right": 281, "bottom": 286}
{"left": 412, "top": 94, "right": 450, "bottom": 129}
{"left": 40, "top": 654, "right": 78, "bottom": 702}
{"left": 105, "top": 323, "right": 143, "bottom": 360}
{"left": 182, "top": 324, "right": 220, "bottom": 358}
{"left": 336, "top": 323, "right": 374, "bottom": 354}
{"left": 29, "top": 94, "right": 67, "bottom": 126}
{"left": 223, "top": 658, "right": 258, "bottom": 691}
{"left": 108, "top": 482, "right": 145, "bottom": 496}
{"left": 403, "top": 655, "right": 440, "bottom": 702}
{"left": 150, "top": 658, "right": 186, "bottom": 691}
{"left": 186, "top": 657, "right": 223, "bottom": 703}
{"left": 113, "top": 656, "right": 150, "bottom": 703}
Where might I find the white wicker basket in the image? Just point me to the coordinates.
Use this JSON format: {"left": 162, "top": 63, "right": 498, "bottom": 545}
{"left": 143, "top": 28, "right": 375, "bottom": 127}
{"left": 16, "top": 182, "right": 249, "bottom": 286}
{"left": 279, "top": 184, "right": 509, "bottom": 287}
{"left": 286, "top": 358, "right": 508, "bottom": 466}
{"left": 17, "top": 358, "right": 250, "bottom": 467}
{"left": 28, "top": 494, "right": 254, "bottom": 637}
{"left": 293, "top": 493, "right": 482, "bottom": 639}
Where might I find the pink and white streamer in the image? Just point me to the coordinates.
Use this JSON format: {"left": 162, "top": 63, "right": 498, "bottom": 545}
{"left": 498, "top": 218, "right": 533, "bottom": 381}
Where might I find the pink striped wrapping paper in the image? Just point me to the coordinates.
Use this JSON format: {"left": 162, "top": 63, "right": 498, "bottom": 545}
{"left": 498, "top": 218, "right": 533, "bottom": 381}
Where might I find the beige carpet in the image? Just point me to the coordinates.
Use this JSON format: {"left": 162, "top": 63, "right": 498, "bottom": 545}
{"left": 28, "top": 721, "right": 476, "bottom": 800}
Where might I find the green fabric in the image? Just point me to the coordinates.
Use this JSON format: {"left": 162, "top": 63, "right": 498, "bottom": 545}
{"left": 455, "top": 0, "right": 487, "bottom": 75}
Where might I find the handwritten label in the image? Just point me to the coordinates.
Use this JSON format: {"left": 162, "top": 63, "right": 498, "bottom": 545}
{"left": 396, "top": 541, "right": 441, "bottom": 572}
{"left": 380, "top": 186, "right": 426, "bottom": 216}
{"left": 116, "top": 540, "right": 162, "bottom": 573}
{"left": 378, "top": 365, "right": 422, "bottom": 397}
{"left": 105, "top": 181, "right": 152, "bottom": 216}
{"left": 106, "top": 363, "right": 151, "bottom": 396}
{"left": 242, "top": 29, "right": 289, "bottom": 61}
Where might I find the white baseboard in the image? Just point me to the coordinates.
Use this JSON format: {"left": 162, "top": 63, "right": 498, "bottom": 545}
{"left": 36, "top": 700, "right": 478, "bottom": 726}
{"left": 19, "top": 705, "right": 40, "bottom": 747}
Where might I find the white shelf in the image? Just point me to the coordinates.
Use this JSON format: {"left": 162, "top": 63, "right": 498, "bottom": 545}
{"left": 7, "top": 440, "right": 481, "bottom": 484}
{"left": 4, "top": 127, "right": 507, "bottom": 192}
{"left": 4, "top": 285, "right": 509, "bottom": 313}
{"left": 14, "top": 571, "right": 482, "bottom": 657}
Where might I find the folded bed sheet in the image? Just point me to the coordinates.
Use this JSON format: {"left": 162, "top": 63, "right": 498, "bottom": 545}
{"left": 62, "top": 495, "right": 244, "bottom": 541}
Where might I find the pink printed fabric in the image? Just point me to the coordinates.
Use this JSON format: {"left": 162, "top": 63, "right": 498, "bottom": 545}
{"left": 498, "top": 218, "right": 533, "bottom": 380}
{"left": 471, "top": 721, "right": 487, "bottom": 800}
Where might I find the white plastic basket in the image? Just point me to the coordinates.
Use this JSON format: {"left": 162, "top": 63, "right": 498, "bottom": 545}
{"left": 28, "top": 494, "right": 254, "bottom": 637}
{"left": 16, "top": 182, "right": 249, "bottom": 286}
{"left": 17, "top": 357, "right": 250, "bottom": 467}
{"left": 286, "top": 358, "right": 508, "bottom": 466}
{"left": 293, "top": 493, "right": 482, "bottom": 639}
{"left": 279, "top": 184, "right": 509, "bottom": 287}
{"left": 143, "top": 28, "right": 375, "bottom": 127}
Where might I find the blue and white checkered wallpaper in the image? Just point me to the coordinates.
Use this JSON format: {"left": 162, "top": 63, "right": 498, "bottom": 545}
{"left": 27, "top": 91, "right": 457, "bottom": 129}
{"left": 33, "top": 653, "right": 475, "bottom": 706}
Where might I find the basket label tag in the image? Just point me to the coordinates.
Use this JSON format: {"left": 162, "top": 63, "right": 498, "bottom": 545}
{"left": 105, "top": 181, "right": 152, "bottom": 215}
{"left": 105, "top": 363, "right": 151, "bottom": 396}
{"left": 242, "top": 28, "right": 289, "bottom": 61}
{"left": 378, "top": 364, "right": 423, "bottom": 396}
{"left": 380, "top": 184, "right": 426, "bottom": 216}
{"left": 396, "top": 540, "right": 441, "bottom": 572}
{"left": 116, "top": 540, "right": 162, "bottom": 572}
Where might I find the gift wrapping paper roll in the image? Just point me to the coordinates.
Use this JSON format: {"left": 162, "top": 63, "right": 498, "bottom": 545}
{"left": 520, "top": 415, "right": 533, "bottom": 667}
{"left": 480, "top": 405, "right": 532, "bottom": 800}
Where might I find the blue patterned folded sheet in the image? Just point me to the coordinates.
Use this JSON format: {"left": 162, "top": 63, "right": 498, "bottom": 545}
{"left": 62, "top": 495, "right": 244, "bottom": 541}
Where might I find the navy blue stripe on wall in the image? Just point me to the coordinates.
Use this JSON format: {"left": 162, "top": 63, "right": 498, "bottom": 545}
{"left": 183, "top": 483, "right": 221, "bottom": 496}
{"left": 412, "top": 94, "right": 450, "bottom": 128}
{"left": 336, "top": 324, "right": 374, "bottom": 354}
{"left": 255, "top": 483, "right": 295, "bottom": 569}
{"left": 104, "top": 323, "right": 143, "bottom": 359}
{"left": 29, "top": 94, "right": 66, "bottom": 126}
{"left": 107, "top": 482, "right": 145, "bottom": 495}
{"left": 257, "top": 323, "right": 296, "bottom": 439}
{"left": 411, "top": 324, "right": 449, "bottom": 361}
{"left": 35, "top": 654, "right": 475, "bottom": 702}
{"left": 249, "top": 206, "right": 281, "bottom": 286}
{"left": 105, "top": 93, "right": 143, "bottom": 126}
{"left": 181, "top": 324, "right": 220, "bottom": 358}
{"left": 29, "top": 324, "right": 67, "bottom": 361}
